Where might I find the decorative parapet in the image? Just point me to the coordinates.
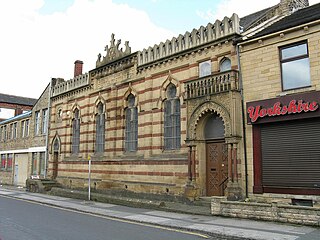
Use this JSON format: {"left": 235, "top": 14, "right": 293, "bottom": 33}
{"left": 96, "top": 33, "right": 132, "bottom": 68}
{"left": 138, "top": 13, "right": 240, "bottom": 66}
{"left": 184, "top": 70, "right": 239, "bottom": 99}
{"left": 51, "top": 73, "right": 89, "bottom": 97}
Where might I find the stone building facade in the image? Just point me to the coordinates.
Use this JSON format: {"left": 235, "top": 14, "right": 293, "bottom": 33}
{"left": 0, "top": 86, "right": 50, "bottom": 186}
{"left": 46, "top": 0, "right": 307, "bottom": 200}
{"left": 240, "top": 2, "right": 320, "bottom": 204}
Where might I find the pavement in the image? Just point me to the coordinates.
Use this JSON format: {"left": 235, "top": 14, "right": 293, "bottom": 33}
{"left": 0, "top": 186, "right": 319, "bottom": 240}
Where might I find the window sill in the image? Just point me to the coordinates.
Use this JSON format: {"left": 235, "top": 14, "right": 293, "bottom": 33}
{"left": 280, "top": 85, "right": 315, "bottom": 96}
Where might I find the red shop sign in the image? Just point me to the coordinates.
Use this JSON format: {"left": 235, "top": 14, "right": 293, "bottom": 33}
{"left": 246, "top": 92, "right": 320, "bottom": 124}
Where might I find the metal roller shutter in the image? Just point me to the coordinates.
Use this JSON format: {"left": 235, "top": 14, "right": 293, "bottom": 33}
{"left": 260, "top": 118, "right": 320, "bottom": 189}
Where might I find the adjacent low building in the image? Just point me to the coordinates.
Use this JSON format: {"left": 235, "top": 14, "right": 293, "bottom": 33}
{"left": 0, "top": 86, "right": 50, "bottom": 186}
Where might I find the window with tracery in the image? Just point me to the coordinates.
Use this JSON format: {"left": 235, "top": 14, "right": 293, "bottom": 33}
{"left": 95, "top": 102, "right": 105, "bottom": 153}
{"left": 72, "top": 108, "right": 80, "bottom": 155}
{"left": 125, "top": 94, "right": 138, "bottom": 152}
{"left": 164, "top": 84, "right": 181, "bottom": 150}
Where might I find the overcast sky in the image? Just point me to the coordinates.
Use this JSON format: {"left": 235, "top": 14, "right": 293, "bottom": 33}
{"left": 1, "top": 0, "right": 319, "bottom": 99}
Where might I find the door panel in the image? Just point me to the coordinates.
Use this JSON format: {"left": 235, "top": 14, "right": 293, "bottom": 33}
{"left": 206, "top": 142, "right": 228, "bottom": 196}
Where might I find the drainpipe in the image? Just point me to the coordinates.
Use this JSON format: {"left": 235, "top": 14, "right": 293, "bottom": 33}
{"left": 236, "top": 43, "right": 249, "bottom": 198}
{"left": 44, "top": 81, "right": 52, "bottom": 179}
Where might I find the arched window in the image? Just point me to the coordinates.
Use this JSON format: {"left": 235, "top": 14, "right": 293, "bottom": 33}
{"left": 204, "top": 113, "right": 225, "bottom": 140}
{"left": 164, "top": 84, "right": 181, "bottom": 150}
{"left": 199, "top": 60, "right": 211, "bottom": 77}
{"left": 220, "top": 58, "right": 231, "bottom": 72}
{"left": 95, "top": 102, "right": 105, "bottom": 153}
{"left": 72, "top": 108, "right": 80, "bottom": 155}
{"left": 125, "top": 94, "right": 138, "bottom": 152}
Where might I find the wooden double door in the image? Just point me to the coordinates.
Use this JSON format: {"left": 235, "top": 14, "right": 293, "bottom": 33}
{"left": 206, "top": 141, "right": 228, "bottom": 196}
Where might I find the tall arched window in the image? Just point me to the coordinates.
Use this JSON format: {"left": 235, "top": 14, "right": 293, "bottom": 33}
{"left": 220, "top": 58, "right": 231, "bottom": 72}
{"left": 95, "top": 102, "right": 105, "bottom": 153}
{"left": 72, "top": 108, "right": 80, "bottom": 155}
{"left": 164, "top": 84, "right": 181, "bottom": 150}
{"left": 125, "top": 94, "right": 138, "bottom": 152}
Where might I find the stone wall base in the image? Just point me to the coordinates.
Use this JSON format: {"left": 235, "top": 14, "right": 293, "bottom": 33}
{"left": 211, "top": 198, "right": 320, "bottom": 226}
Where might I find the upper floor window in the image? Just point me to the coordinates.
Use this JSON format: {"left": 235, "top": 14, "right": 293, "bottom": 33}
{"left": 95, "top": 102, "right": 105, "bottom": 154}
{"left": 21, "top": 121, "right": 25, "bottom": 138}
{"left": 13, "top": 122, "right": 17, "bottom": 139}
{"left": 3, "top": 125, "right": 7, "bottom": 141}
{"left": 72, "top": 108, "right": 80, "bottom": 155}
{"left": 125, "top": 94, "right": 138, "bottom": 152}
{"left": 25, "top": 120, "right": 29, "bottom": 137}
{"left": 164, "top": 84, "right": 181, "bottom": 150}
{"left": 220, "top": 58, "right": 231, "bottom": 72}
{"left": 42, "top": 109, "right": 48, "bottom": 134}
{"left": 35, "top": 111, "right": 40, "bottom": 135}
{"left": 280, "top": 41, "right": 311, "bottom": 91}
{"left": 9, "top": 124, "right": 13, "bottom": 139}
{"left": 0, "top": 126, "right": 2, "bottom": 141}
{"left": 199, "top": 60, "right": 211, "bottom": 78}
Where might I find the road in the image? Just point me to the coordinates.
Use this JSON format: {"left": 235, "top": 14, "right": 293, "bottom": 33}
{"left": 0, "top": 195, "right": 208, "bottom": 240}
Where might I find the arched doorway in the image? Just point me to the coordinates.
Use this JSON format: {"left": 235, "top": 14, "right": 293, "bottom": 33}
{"left": 204, "top": 113, "right": 228, "bottom": 196}
{"left": 52, "top": 138, "right": 60, "bottom": 179}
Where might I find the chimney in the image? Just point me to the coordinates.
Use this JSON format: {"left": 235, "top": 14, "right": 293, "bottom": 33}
{"left": 74, "top": 60, "right": 83, "bottom": 77}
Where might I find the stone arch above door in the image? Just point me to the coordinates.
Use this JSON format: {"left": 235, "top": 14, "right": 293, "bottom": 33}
{"left": 188, "top": 101, "right": 231, "bottom": 140}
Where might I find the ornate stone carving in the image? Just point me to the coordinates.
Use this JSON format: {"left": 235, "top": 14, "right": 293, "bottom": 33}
{"left": 187, "top": 101, "right": 232, "bottom": 140}
{"left": 96, "top": 34, "right": 132, "bottom": 67}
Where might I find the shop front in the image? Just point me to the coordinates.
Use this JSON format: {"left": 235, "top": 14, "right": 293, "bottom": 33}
{"left": 247, "top": 91, "right": 320, "bottom": 195}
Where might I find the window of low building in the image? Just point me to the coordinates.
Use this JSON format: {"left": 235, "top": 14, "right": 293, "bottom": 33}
{"left": 7, "top": 153, "right": 12, "bottom": 171}
{"left": 9, "top": 124, "right": 13, "bottom": 139}
{"left": 280, "top": 41, "right": 311, "bottom": 91}
{"left": 1, "top": 154, "right": 6, "bottom": 170}
{"left": 25, "top": 120, "right": 29, "bottom": 137}
{"left": 39, "top": 152, "right": 45, "bottom": 176}
{"left": 3, "top": 125, "right": 7, "bottom": 141}
{"left": 21, "top": 121, "right": 25, "bottom": 138}
{"left": 35, "top": 111, "right": 40, "bottom": 135}
{"left": 42, "top": 109, "right": 48, "bottom": 134}
{"left": 32, "top": 152, "right": 38, "bottom": 175}
{"left": 13, "top": 122, "right": 17, "bottom": 139}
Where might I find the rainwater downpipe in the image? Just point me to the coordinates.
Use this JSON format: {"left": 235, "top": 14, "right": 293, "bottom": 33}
{"left": 44, "top": 81, "right": 52, "bottom": 179}
{"left": 236, "top": 43, "right": 249, "bottom": 198}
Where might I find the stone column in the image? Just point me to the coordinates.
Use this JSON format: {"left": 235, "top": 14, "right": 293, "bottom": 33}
{"left": 191, "top": 146, "right": 196, "bottom": 181}
{"left": 232, "top": 144, "right": 238, "bottom": 182}
{"left": 228, "top": 143, "right": 233, "bottom": 182}
{"left": 188, "top": 145, "right": 192, "bottom": 182}
{"left": 225, "top": 138, "right": 243, "bottom": 201}
{"left": 184, "top": 143, "right": 199, "bottom": 201}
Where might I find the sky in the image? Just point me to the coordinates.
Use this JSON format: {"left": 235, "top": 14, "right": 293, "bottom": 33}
{"left": 1, "top": 0, "right": 319, "bottom": 99}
